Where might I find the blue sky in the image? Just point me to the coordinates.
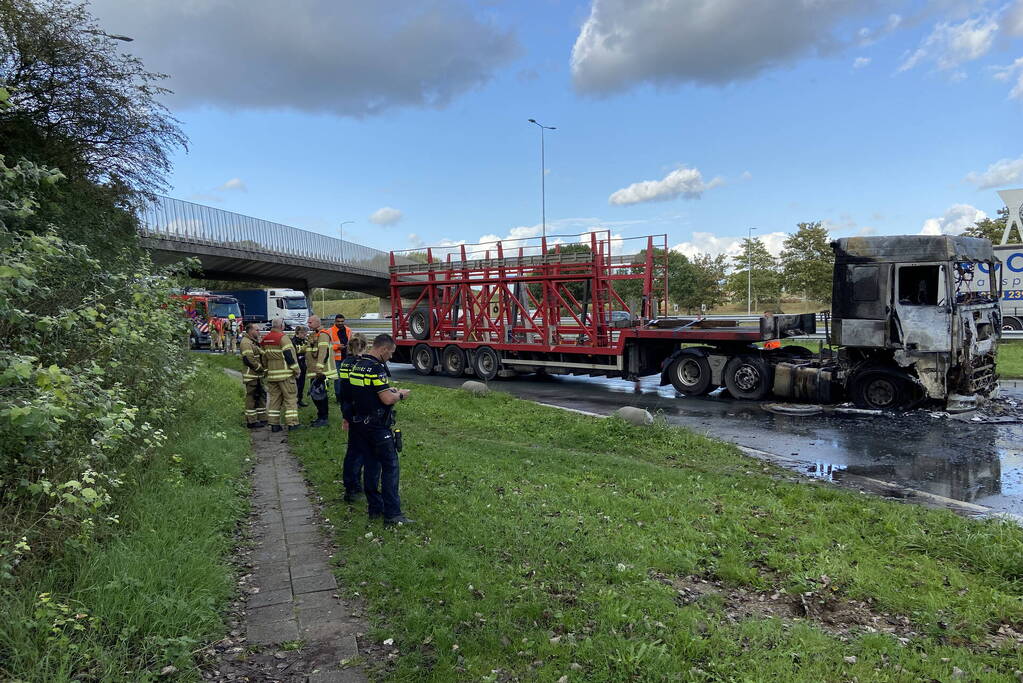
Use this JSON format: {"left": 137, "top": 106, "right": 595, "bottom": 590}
{"left": 92, "top": 0, "right": 1023, "bottom": 260}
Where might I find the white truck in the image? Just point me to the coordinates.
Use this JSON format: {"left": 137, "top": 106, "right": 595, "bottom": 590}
{"left": 212, "top": 288, "right": 310, "bottom": 329}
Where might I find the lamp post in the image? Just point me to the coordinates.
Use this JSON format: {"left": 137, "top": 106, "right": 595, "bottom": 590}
{"left": 747, "top": 227, "right": 757, "bottom": 316}
{"left": 527, "top": 118, "right": 556, "bottom": 239}
{"left": 85, "top": 29, "right": 133, "bottom": 42}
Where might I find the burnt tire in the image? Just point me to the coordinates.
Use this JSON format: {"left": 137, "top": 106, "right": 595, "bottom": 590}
{"left": 441, "top": 345, "right": 467, "bottom": 377}
{"left": 1003, "top": 316, "right": 1023, "bottom": 331}
{"left": 408, "top": 308, "right": 434, "bottom": 340}
{"left": 723, "top": 355, "right": 772, "bottom": 401}
{"left": 849, "top": 369, "right": 908, "bottom": 411}
{"left": 472, "top": 346, "right": 501, "bottom": 381}
{"left": 669, "top": 353, "right": 714, "bottom": 395}
{"left": 411, "top": 343, "right": 436, "bottom": 376}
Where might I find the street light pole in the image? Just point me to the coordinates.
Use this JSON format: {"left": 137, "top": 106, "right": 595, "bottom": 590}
{"left": 527, "top": 119, "right": 556, "bottom": 239}
{"left": 747, "top": 227, "right": 757, "bottom": 316}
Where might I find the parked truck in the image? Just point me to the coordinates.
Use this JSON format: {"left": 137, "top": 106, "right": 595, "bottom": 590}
{"left": 172, "top": 289, "right": 243, "bottom": 349}
{"left": 387, "top": 231, "right": 1000, "bottom": 411}
{"left": 212, "top": 288, "right": 310, "bottom": 329}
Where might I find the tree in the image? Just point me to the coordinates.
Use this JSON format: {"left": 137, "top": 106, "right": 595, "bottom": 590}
{"left": 964, "top": 207, "right": 1010, "bottom": 243}
{"left": 779, "top": 221, "right": 834, "bottom": 303}
{"left": 688, "top": 253, "right": 727, "bottom": 311}
{"left": 0, "top": 0, "right": 186, "bottom": 195}
{"left": 615, "top": 248, "right": 693, "bottom": 315}
{"left": 726, "top": 237, "right": 781, "bottom": 310}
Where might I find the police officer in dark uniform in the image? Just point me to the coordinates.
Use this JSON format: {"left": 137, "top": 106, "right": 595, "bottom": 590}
{"left": 337, "top": 333, "right": 368, "bottom": 503}
{"left": 350, "top": 334, "right": 413, "bottom": 525}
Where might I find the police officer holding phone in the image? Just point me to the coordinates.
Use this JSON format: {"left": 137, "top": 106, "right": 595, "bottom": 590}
{"left": 349, "top": 334, "right": 413, "bottom": 526}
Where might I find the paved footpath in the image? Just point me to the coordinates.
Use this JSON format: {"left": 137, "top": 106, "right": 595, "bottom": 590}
{"left": 242, "top": 425, "right": 369, "bottom": 682}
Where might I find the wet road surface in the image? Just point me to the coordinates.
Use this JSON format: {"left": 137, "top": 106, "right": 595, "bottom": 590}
{"left": 389, "top": 366, "right": 1023, "bottom": 517}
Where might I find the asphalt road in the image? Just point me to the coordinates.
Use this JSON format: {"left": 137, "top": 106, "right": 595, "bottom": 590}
{"left": 388, "top": 365, "right": 1023, "bottom": 517}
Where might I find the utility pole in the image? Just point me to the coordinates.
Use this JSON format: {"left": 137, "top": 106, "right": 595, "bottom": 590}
{"left": 747, "top": 227, "right": 757, "bottom": 316}
{"left": 527, "top": 119, "right": 556, "bottom": 239}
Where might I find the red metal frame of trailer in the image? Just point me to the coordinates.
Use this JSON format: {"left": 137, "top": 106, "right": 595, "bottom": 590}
{"left": 387, "top": 231, "right": 793, "bottom": 380}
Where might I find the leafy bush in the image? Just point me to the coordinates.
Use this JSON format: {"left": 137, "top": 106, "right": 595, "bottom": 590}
{"left": 0, "top": 151, "right": 193, "bottom": 578}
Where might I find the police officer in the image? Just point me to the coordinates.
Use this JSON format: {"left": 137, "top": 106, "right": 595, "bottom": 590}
{"left": 305, "top": 315, "right": 333, "bottom": 427}
{"left": 239, "top": 322, "right": 268, "bottom": 428}
{"left": 336, "top": 333, "right": 368, "bottom": 503}
{"left": 350, "top": 334, "right": 412, "bottom": 525}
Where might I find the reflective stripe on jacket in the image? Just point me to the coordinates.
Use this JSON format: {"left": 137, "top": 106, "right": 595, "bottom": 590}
{"left": 306, "top": 328, "right": 334, "bottom": 375}
{"left": 328, "top": 325, "right": 353, "bottom": 361}
{"left": 240, "top": 336, "right": 265, "bottom": 381}
{"left": 260, "top": 330, "right": 299, "bottom": 382}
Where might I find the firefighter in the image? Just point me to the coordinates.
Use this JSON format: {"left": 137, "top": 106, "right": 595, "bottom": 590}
{"left": 291, "top": 325, "right": 309, "bottom": 407}
{"left": 224, "top": 313, "right": 240, "bottom": 354}
{"left": 328, "top": 314, "right": 353, "bottom": 403}
{"left": 210, "top": 315, "right": 224, "bottom": 353}
{"left": 350, "top": 334, "right": 412, "bottom": 525}
{"left": 336, "top": 333, "right": 368, "bottom": 502}
{"left": 305, "top": 315, "right": 333, "bottom": 427}
{"left": 261, "top": 318, "right": 302, "bottom": 432}
{"left": 240, "top": 322, "right": 268, "bottom": 428}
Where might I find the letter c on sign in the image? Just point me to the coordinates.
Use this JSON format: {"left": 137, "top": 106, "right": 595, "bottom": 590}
{"left": 1008, "top": 252, "right": 1023, "bottom": 273}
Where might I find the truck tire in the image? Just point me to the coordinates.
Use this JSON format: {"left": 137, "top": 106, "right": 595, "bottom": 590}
{"left": 1003, "top": 316, "right": 1022, "bottom": 331}
{"left": 441, "top": 345, "right": 467, "bottom": 377}
{"left": 849, "top": 368, "right": 907, "bottom": 411}
{"left": 669, "top": 353, "right": 714, "bottom": 395}
{"left": 411, "top": 343, "right": 436, "bottom": 376}
{"left": 472, "top": 346, "right": 501, "bottom": 381}
{"left": 409, "top": 308, "right": 434, "bottom": 340}
{"left": 723, "top": 355, "right": 772, "bottom": 401}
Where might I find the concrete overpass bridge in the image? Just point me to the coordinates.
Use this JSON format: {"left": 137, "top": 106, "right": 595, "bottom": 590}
{"left": 138, "top": 195, "right": 395, "bottom": 297}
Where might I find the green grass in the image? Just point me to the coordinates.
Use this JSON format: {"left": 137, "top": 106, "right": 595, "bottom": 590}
{"left": 288, "top": 383, "right": 1023, "bottom": 681}
{"left": 0, "top": 360, "right": 251, "bottom": 681}
{"left": 312, "top": 296, "right": 379, "bottom": 319}
{"left": 998, "top": 342, "right": 1023, "bottom": 379}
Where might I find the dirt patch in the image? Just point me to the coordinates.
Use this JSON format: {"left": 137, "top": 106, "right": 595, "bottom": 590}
{"left": 652, "top": 571, "right": 923, "bottom": 642}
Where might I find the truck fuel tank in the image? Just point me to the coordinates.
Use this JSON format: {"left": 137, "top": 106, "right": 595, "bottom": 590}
{"left": 773, "top": 362, "right": 834, "bottom": 403}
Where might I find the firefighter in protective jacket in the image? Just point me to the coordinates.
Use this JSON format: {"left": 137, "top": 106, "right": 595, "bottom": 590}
{"left": 240, "top": 322, "right": 268, "bottom": 427}
{"left": 304, "top": 315, "right": 334, "bottom": 427}
{"left": 261, "top": 318, "right": 302, "bottom": 432}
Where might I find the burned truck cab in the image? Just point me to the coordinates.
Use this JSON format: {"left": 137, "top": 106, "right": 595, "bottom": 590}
{"left": 831, "top": 235, "right": 1000, "bottom": 410}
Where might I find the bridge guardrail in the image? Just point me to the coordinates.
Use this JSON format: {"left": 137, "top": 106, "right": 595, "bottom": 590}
{"left": 139, "top": 195, "right": 403, "bottom": 274}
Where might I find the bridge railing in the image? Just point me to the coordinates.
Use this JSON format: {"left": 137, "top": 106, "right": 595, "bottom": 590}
{"left": 138, "top": 195, "right": 396, "bottom": 273}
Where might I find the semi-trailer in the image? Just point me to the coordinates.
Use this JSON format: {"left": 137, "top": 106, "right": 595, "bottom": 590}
{"left": 211, "top": 288, "right": 310, "bottom": 329}
{"left": 387, "top": 231, "right": 1000, "bottom": 411}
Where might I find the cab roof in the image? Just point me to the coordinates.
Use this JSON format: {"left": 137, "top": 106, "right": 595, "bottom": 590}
{"left": 832, "top": 235, "right": 994, "bottom": 264}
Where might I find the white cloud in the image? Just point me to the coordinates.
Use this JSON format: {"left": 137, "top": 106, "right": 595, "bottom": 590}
{"left": 218, "top": 178, "right": 246, "bottom": 192}
{"left": 853, "top": 56, "right": 872, "bottom": 69}
{"left": 993, "top": 57, "right": 1023, "bottom": 99}
{"left": 570, "top": 0, "right": 872, "bottom": 94}
{"left": 1005, "top": 0, "right": 1023, "bottom": 36}
{"left": 965, "top": 156, "right": 1023, "bottom": 189}
{"left": 609, "top": 166, "right": 724, "bottom": 206}
{"left": 671, "top": 231, "right": 787, "bottom": 260}
{"left": 857, "top": 13, "right": 902, "bottom": 46}
{"left": 89, "top": 0, "right": 518, "bottom": 117}
{"left": 369, "top": 207, "right": 403, "bottom": 226}
{"left": 919, "top": 204, "right": 987, "bottom": 235}
{"left": 407, "top": 233, "right": 425, "bottom": 249}
{"left": 898, "top": 14, "right": 998, "bottom": 74}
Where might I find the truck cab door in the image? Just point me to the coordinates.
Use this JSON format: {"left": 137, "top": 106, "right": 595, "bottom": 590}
{"left": 893, "top": 263, "right": 951, "bottom": 352}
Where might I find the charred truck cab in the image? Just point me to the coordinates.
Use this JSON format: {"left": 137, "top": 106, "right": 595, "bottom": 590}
{"left": 828, "top": 235, "right": 1000, "bottom": 410}
{"left": 388, "top": 232, "right": 1001, "bottom": 413}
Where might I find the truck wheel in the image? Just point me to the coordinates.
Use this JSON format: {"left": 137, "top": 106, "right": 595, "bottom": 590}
{"left": 723, "top": 355, "right": 772, "bottom": 401}
{"left": 1003, "top": 317, "right": 1022, "bottom": 331}
{"left": 441, "top": 345, "right": 467, "bottom": 377}
{"left": 472, "top": 346, "right": 501, "bottom": 381}
{"left": 411, "top": 344, "right": 436, "bottom": 376}
{"left": 849, "top": 369, "right": 907, "bottom": 411}
{"left": 409, "top": 308, "right": 434, "bottom": 340}
{"left": 669, "top": 353, "right": 714, "bottom": 395}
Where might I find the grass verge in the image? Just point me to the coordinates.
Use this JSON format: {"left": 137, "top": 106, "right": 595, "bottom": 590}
{"left": 998, "top": 342, "right": 1023, "bottom": 379}
{"left": 0, "top": 360, "right": 251, "bottom": 681}
{"left": 291, "top": 382, "right": 1023, "bottom": 681}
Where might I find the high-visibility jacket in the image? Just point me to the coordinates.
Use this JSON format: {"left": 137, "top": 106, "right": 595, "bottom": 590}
{"left": 306, "top": 328, "right": 334, "bottom": 375}
{"left": 328, "top": 324, "right": 353, "bottom": 362}
{"left": 260, "top": 330, "right": 300, "bottom": 382}
{"left": 240, "top": 335, "right": 265, "bottom": 382}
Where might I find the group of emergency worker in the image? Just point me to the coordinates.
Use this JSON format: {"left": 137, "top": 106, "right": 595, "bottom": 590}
{"left": 240, "top": 314, "right": 413, "bottom": 526}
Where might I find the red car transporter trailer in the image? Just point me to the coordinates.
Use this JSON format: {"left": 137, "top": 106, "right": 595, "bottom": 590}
{"left": 388, "top": 231, "right": 816, "bottom": 400}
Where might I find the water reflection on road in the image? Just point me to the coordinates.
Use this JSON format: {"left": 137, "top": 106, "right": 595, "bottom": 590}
{"left": 390, "top": 366, "right": 1023, "bottom": 516}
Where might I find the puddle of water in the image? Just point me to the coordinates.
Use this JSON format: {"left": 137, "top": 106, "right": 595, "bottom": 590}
{"left": 390, "top": 367, "right": 1023, "bottom": 517}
